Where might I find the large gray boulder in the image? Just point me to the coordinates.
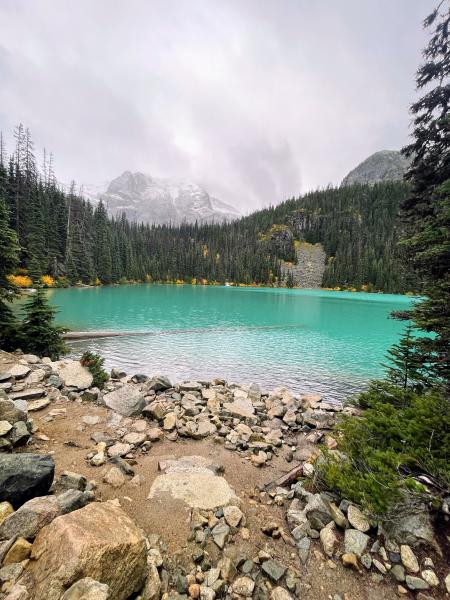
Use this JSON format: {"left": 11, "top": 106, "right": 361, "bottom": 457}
{"left": 0, "top": 454, "right": 55, "bottom": 508}
{"left": 52, "top": 360, "right": 93, "bottom": 390}
{"left": 103, "top": 384, "right": 146, "bottom": 417}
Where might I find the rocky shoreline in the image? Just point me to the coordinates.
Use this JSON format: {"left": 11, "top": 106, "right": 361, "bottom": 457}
{"left": 0, "top": 350, "right": 449, "bottom": 600}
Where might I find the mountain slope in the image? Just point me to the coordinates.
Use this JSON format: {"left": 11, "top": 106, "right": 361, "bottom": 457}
{"left": 99, "top": 171, "right": 240, "bottom": 225}
{"left": 341, "top": 150, "right": 410, "bottom": 186}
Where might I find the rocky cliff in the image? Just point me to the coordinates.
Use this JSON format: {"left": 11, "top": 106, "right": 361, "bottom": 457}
{"left": 341, "top": 150, "right": 410, "bottom": 186}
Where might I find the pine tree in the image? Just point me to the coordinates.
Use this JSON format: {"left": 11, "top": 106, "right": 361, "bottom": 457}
{"left": 400, "top": 3, "right": 450, "bottom": 390}
{"left": 384, "top": 325, "right": 428, "bottom": 391}
{"left": 19, "top": 288, "right": 67, "bottom": 360}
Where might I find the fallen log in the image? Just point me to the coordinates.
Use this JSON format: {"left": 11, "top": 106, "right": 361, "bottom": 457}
{"left": 265, "top": 464, "right": 303, "bottom": 490}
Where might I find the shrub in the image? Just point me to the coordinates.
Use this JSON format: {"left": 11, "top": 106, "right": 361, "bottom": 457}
{"left": 19, "top": 288, "right": 68, "bottom": 360}
{"left": 7, "top": 274, "right": 33, "bottom": 288}
{"left": 40, "top": 275, "right": 55, "bottom": 287}
{"left": 318, "top": 384, "right": 450, "bottom": 515}
{"left": 80, "top": 351, "right": 108, "bottom": 389}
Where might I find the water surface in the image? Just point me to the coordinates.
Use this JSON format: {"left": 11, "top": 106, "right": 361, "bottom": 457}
{"left": 48, "top": 285, "right": 414, "bottom": 401}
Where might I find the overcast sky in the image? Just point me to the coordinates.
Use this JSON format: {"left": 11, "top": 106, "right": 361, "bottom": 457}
{"left": 0, "top": 0, "right": 433, "bottom": 211}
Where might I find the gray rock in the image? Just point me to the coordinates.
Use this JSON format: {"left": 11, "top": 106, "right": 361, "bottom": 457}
{"left": 0, "top": 398, "right": 26, "bottom": 425}
{"left": 53, "top": 360, "right": 93, "bottom": 390}
{"left": 390, "top": 564, "right": 405, "bottom": 582}
{"left": 145, "top": 375, "right": 172, "bottom": 392}
{"left": 211, "top": 522, "right": 230, "bottom": 548}
{"left": 61, "top": 577, "right": 109, "bottom": 600}
{"left": 262, "top": 559, "right": 286, "bottom": 582}
{"left": 231, "top": 577, "right": 255, "bottom": 596}
{"left": 47, "top": 375, "right": 63, "bottom": 388}
{"left": 0, "top": 495, "right": 60, "bottom": 540}
{"left": 56, "top": 490, "right": 94, "bottom": 514}
{"left": 0, "top": 420, "right": 13, "bottom": 436}
{"left": 380, "top": 505, "right": 435, "bottom": 547}
{"left": 9, "top": 388, "right": 45, "bottom": 401}
{"left": 9, "top": 420, "right": 31, "bottom": 446}
{"left": 297, "top": 536, "right": 311, "bottom": 564}
{"left": 59, "top": 471, "right": 88, "bottom": 491}
{"left": 0, "top": 453, "right": 55, "bottom": 508}
{"left": 405, "top": 576, "right": 429, "bottom": 591}
{"left": 270, "top": 587, "right": 293, "bottom": 600}
{"left": 344, "top": 529, "right": 370, "bottom": 558}
{"left": 103, "top": 384, "right": 146, "bottom": 416}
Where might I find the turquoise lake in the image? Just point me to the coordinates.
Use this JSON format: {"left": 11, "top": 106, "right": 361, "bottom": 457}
{"left": 48, "top": 285, "right": 415, "bottom": 401}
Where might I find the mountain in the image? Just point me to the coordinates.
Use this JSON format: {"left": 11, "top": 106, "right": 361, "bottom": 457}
{"left": 341, "top": 150, "right": 410, "bottom": 186}
{"left": 98, "top": 171, "right": 240, "bottom": 225}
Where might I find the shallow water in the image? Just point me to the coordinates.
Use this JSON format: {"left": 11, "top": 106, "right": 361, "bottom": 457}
{"left": 48, "top": 285, "right": 415, "bottom": 401}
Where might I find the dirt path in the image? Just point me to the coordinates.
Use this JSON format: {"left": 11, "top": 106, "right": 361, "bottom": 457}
{"left": 23, "top": 397, "right": 406, "bottom": 600}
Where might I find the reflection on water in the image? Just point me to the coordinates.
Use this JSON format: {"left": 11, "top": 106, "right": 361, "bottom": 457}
{"left": 48, "top": 285, "right": 414, "bottom": 401}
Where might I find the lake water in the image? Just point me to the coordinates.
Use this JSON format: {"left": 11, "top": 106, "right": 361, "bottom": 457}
{"left": 48, "top": 285, "right": 414, "bottom": 401}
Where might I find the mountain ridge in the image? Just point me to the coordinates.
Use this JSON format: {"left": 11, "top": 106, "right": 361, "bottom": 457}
{"left": 99, "top": 171, "right": 240, "bottom": 225}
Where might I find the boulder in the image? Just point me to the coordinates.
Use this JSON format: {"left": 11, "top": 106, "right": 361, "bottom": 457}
{"left": 103, "top": 384, "right": 146, "bottom": 417}
{"left": 0, "top": 454, "right": 55, "bottom": 508}
{"left": 0, "top": 398, "right": 26, "bottom": 425}
{"left": 0, "top": 495, "right": 61, "bottom": 540}
{"left": 61, "top": 578, "right": 110, "bottom": 600}
{"left": 146, "top": 375, "right": 172, "bottom": 392}
{"left": 53, "top": 360, "right": 93, "bottom": 390}
{"left": 347, "top": 505, "right": 370, "bottom": 532}
{"left": 344, "top": 529, "right": 370, "bottom": 558}
{"left": 28, "top": 501, "right": 147, "bottom": 600}
{"left": 380, "top": 507, "right": 436, "bottom": 548}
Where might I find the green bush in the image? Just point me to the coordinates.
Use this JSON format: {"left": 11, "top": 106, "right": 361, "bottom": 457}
{"left": 318, "top": 384, "right": 450, "bottom": 514}
{"left": 80, "top": 351, "right": 108, "bottom": 389}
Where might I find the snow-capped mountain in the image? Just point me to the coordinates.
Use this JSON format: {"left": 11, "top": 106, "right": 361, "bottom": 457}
{"left": 95, "top": 171, "right": 240, "bottom": 225}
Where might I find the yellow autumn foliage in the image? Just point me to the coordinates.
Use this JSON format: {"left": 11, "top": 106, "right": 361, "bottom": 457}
{"left": 7, "top": 274, "right": 33, "bottom": 288}
{"left": 40, "top": 275, "right": 55, "bottom": 287}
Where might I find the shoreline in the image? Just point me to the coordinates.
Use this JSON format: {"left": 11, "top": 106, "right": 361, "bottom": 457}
{"left": 0, "top": 350, "right": 447, "bottom": 599}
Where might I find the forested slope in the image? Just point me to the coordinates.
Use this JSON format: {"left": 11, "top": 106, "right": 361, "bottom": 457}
{"left": 0, "top": 126, "right": 413, "bottom": 292}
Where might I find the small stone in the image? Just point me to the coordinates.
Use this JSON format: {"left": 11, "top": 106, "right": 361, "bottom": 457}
{"left": 3, "top": 538, "right": 32, "bottom": 565}
{"left": 329, "top": 502, "right": 346, "bottom": 528}
{"left": 163, "top": 412, "right": 176, "bottom": 430}
{"left": 0, "top": 420, "right": 13, "bottom": 436}
{"left": 360, "top": 553, "right": 372, "bottom": 569}
{"left": 341, "top": 553, "right": 359, "bottom": 570}
{"left": 28, "top": 397, "right": 51, "bottom": 412}
{"left": 372, "top": 559, "right": 387, "bottom": 574}
{"left": 347, "top": 505, "right": 370, "bottom": 532}
{"left": 261, "top": 559, "right": 286, "bottom": 582}
{"left": 189, "top": 583, "right": 201, "bottom": 598}
{"left": 445, "top": 574, "right": 450, "bottom": 593}
{"left": 82, "top": 415, "right": 101, "bottom": 426}
{"left": 0, "top": 501, "right": 14, "bottom": 526}
{"left": 107, "top": 442, "right": 133, "bottom": 457}
{"left": 103, "top": 466, "right": 125, "bottom": 488}
{"left": 223, "top": 505, "right": 243, "bottom": 528}
{"left": 390, "top": 564, "right": 405, "bottom": 582}
{"left": 231, "top": 577, "right": 255, "bottom": 596}
{"left": 61, "top": 578, "right": 109, "bottom": 600}
{"left": 270, "top": 587, "right": 293, "bottom": 600}
{"left": 344, "top": 529, "right": 369, "bottom": 558}
{"left": 211, "top": 522, "right": 230, "bottom": 549}
{"left": 421, "top": 570, "right": 439, "bottom": 587}
{"left": 405, "top": 575, "right": 429, "bottom": 591}
{"left": 320, "top": 521, "right": 337, "bottom": 557}
{"left": 400, "top": 544, "right": 419, "bottom": 573}
{"left": 147, "top": 427, "right": 163, "bottom": 442}
{"left": 297, "top": 536, "right": 311, "bottom": 564}
{"left": 59, "top": 471, "right": 87, "bottom": 491}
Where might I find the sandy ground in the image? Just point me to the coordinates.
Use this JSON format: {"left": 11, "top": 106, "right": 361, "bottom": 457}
{"left": 20, "top": 395, "right": 446, "bottom": 600}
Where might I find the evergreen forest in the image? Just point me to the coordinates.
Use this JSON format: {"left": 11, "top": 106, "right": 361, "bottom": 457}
{"left": 0, "top": 126, "right": 413, "bottom": 293}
